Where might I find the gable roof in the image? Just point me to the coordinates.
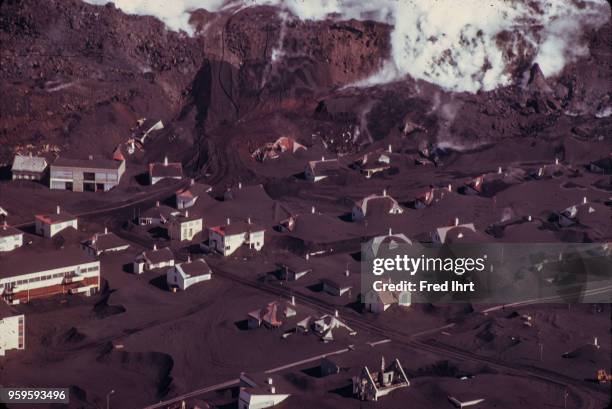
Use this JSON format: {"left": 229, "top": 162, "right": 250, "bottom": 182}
{"left": 52, "top": 157, "right": 122, "bottom": 170}
{"left": 83, "top": 232, "right": 129, "bottom": 252}
{"left": 35, "top": 210, "right": 77, "bottom": 225}
{"left": 149, "top": 162, "right": 182, "bottom": 178}
{"left": 176, "top": 258, "right": 212, "bottom": 278}
{"left": 307, "top": 158, "right": 340, "bottom": 177}
{"left": 12, "top": 155, "right": 48, "bottom": 173}
{"left": 142, "top": 247, "right": 174, "bottom": 264}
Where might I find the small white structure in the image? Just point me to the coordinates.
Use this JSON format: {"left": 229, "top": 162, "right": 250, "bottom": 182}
{"left": 0, "top": 314, "right": 25, "bottom": 356}
{"left": 34, "top": 206, "right": 78, "bottom": 238}
{"left": 321, "top": 278, "right": 352, "bottom": 296}
{"left": 209, "top": 220, "right": 265, "bottom": 256}
{"left": 431, "top": 220, "right": 476, "bottom": 244}
{"left": 133, "top": 245, "right": 174, "bottom": 274}
{"left": 11, "top": 154, "right": 48, "bottom": 181}
{"left": 0, "top": 222, "right": 24, "bottom": 252}
{"left": 166, "top": 258, "right": 212, "bottom": 291}
{"left": 166, "top": 211, "right": 203, "bottom": 241}
{"left": 352, "top": 192, "right": 404, "bottom": 221}
{"left": 238, "top": 373, "right": 290, "bottom": 409}
{"left": 149, "top": 156, "right": 183, "bottom": 185}
{"left": 175, "top": 179, "right": 212, "bottom": 209}
{"left": 81, "top": 229, "right": 130, "bottom": 256}
{"left": 304, "top": 157, "right": 340, "bottom": 182}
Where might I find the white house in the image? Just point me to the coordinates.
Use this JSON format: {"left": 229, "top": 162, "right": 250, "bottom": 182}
{"left": 352, "top": 191, "right": 404, "bottom": 221}
{"left": 133, "top": 245, "right": 174, "bottom": 274}
{"left": 11, "top": 154, "right": 48, "bottom": 181}
{"left": 0, "top": 313, "right": 25, "bottom": 356}
{"left": 137, "top": 202, "right": 177, "bottom": 226}
{"left": 81, "top": 229, "right": 130, "bottom": 256}
{"left": 34, "top": 206, "right": 78, "bottom": 238}
{"left": 166, "top": 211, "right": 203, "bottom": 241}
{"left": 431, "top": 219, "right": 476, "bottom": 244}
{"left": 149, "top": 156, "right": 183, "bottom": 185}
{"left": 238, "top": 373, "right": 291, "bottom": 409}
{"left": 175, "top": 179, "right": 212, "bottom": 209}
{"left": 321, "top": 278, "right": 352, "bottom": 296}
{"left": 0, "top": 222, "right": 24, "bottom": 252}
{"left": 166, "top": 258, "right": 212, "bottom": 291}
{"left": 0, "top": 247, "right": 100, "bottom": 305}
{"left": 209, "top": 220, "right": 265, "bottom": 256}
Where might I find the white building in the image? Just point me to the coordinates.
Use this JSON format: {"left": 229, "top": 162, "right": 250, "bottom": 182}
{"left": 0, "top": 247, "right": 100, "bottom": 305}
{"left": 133, "top": 245, "right": 174, "bottom": 274}
{"left": 149, "top": 156, "right": 183, "bottom": 185}
{"left": 49, "top": 156, "right": 125, "bottom": 192}
{"left": 352, "top": 191, "right": 404, "bottom": 221}
{"left": 0, "top": 222, "right": 24, "bottom": 252}
{"left": 238, "top": 373, "right": 291, "bottom": 409}
{"left": 431, "top": 219, "right": 477, "bottom": 244}
{"left": 166, "top": 258, "right": 212, "bottom": 291}
{"left": 364, "top": 289, "right": 411, "bottom": 313}
{"left": 209, "top": 220, "right": 265, "bottom": 256}
{"left": 175, "top": 179, "right": 212, "bottom": 209}
{"left": 81, "top": 229, "right": 130, "bottom": 256}
{"left": 11, "top": 154, "right": 48, "bottom": 181}
{"left": 0, "top": 313, "right": 25, "bottom": 356}
{"left": 166, "top": 211, "right": 203, "bottom": 241}
{"left": 34, "top": 206, "right": 78, "bottom": 238}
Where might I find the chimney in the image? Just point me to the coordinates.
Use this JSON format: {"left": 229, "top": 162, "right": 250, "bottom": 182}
{"left": 104, "top": 227, "right": 108, "bottom": 234}
{"left": 238, "top": 181, "right": 242, "bottom": 189}
{"left": 291, "top": 296, "right": 295, "bottom": 306}
{"left": 164, "top": 156, "right": 168, "bottom": 166}
{"left": 448, "top": 184, "right": 452, "bottom": 192}
{"left": 270, "top": 386, "right": 276, "bottom": 394}
{"left": 153, "top": 243, "right": 157, "bottom": 251}
{"left": 388, "top": 144, "right": 392, "bottom": 153}
{"left": 594, "top": 337, "right": 599, "bottom": 348}
{"left": 56, "top": 205, "right": 61, "bottom": 215}
{"left": 527, "top": 215, "right": 532, "bottom": 222}
{"left": 334, "top": 310, "right": 339, "bottom": 318}
{"left": 345, "top": 265, "right": 350, "bottom": 277}
{"left": 454, "top": 217, "right": 459, "bottom": 226}
{"left": 305, "top": 253, "right": 310, "bottom": 260}
{"left": 555, "top": 157, "right": 559, "bottom": 165}
{"left": 156, "top": 201, "right": 160, "bottom": 207}
{"left": 88, "top": 155, "right": 93, "bottom": 160}
{"left": 583, "top": 196, "right": 587, "bottom": 204}
{"left": 267, "top": 377, "right": 273, "bottom": 385}
{"left": 187, "top": 255, "right": 191, "bottom": 263}
{"left": 321, "top": 156, "right": 325, "bottom": 161}
{"left": 388, "top": 227, "right": 392, "bottom": 236}
{"left": 382, "top": 189, "right": 387, "bottom": 197}
{"left": 226, "top": 217, "right": 231, "bottom": 226}
{"left": 498, "top": 166, "right": 502, "bottom": 174}
{"left": 185, "top": 210, "right": 189, "bottom": 218}
{"left": 2, "top": 221, "right": 6, "bottom": 230}
{"left": 247, "top": 217, "right": 251, "bottom": 224}
{"left": 190, "top": 178, "right": 195, "bottom": 186}
{"left": 311, "top": 206, "right": 315, "bottom": 214}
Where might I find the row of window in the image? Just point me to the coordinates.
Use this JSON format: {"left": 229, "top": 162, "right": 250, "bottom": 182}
{"left": 0, "top": 265, "right": 98, "bottom": 289}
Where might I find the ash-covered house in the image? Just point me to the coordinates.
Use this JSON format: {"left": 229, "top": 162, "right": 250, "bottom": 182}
{"left": 238, "top": 373, "right": 291, "bottom": 409}
{"left": 137, "top": 202, "right": 178, "bottom": 226}
{"left": 556, "top": 198, "right": 604, "bottom": 228}
{"left": 321, "top": 278, "right": 352, "bottom": 297}
{"left": 11, "top": 154, "right": 48, "bottom": 181}
{"left": 166, "top": 257, "right": 212, "bottom": 291}
{"left": 133, "top": 245, "right": 174, "bottom": 274}
{"left": 49, "top": 156, "right": 125, "bottom": 192}
{"left": 351, "top": 191, "right": 404, "bottom": 221}
{"left": 353, "top": 357, "right": 410, "bottom": 401}
{"left": 81, "top": 228, "right": 130, "bottom": 256}
{"left": 354, "top": 149, "right": 392, "bottom": 178}
{"left": 364, "top": 289, "right": 411, "bottom": 313}
{"left": 0, "top": 222, "right": 24, "bottom": 252}
{"left": 461, "top": 168, "right": 526, "bottom": 196}
{"left": 304, "top": 157, "right": 340, "bottom": 182}
{"left": 208, "top": 219, "right": 265, "bottom": 256}
{"left": 166, "top": 210, "right": 203, "bottom": 241}
{"left": 35, "top": 206, "right": 78, "bottom": 238}
{"left": 0, "top": 312, "right": 25, "bottom": 356}
{"left": 0, "top": 247, "right": 100, "bottom": 305}
{"left": 149, "top": 156, "right": 183, "bottom": 185}
{"left": 175, "top": 179, "right": 212, "bottom": 209}
{"left": 412, "top": 186, "right": 452, "bottom": 209}
{"left": 431, "top": 218, "right": 477, "bottom": 245}
{"left": 247, "top": 301, "right": 296, "bottom": 329}
{"left": 588, "top": 155, "right": 612, "bottom": 175}
{"left": 276, "top": 256, "right": 312, "bottom": 281}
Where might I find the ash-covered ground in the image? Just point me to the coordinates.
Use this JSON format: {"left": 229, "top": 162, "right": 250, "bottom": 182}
{"left": 0, "top": 1, "right": 611, "bottom": 408}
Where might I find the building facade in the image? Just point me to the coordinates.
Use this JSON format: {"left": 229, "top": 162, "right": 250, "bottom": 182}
{"left": 0, "top": 248, "right": 100, "bottom": 305}
{"left": 50, "top": 157, "right": 125, "bottom": 192}
{"left": 11, "top": 155, "right": 48, "bottom": 181}
{"left": 209, "top": 221, "right": 265, "bottom": 256}
{"left": 167, "top": 212, "right": 203, "bottom": 241}
{"left": 34, "top": 207, "right": 78, "bottom": 238}
{"left": 0, "top": 224, "right": 24, "bottom": 252}
{"left": 166, "top": 258, "right": 212, "bottom": 291}
{"left": 0, "top": 314, "right": 25, "bottom": 356}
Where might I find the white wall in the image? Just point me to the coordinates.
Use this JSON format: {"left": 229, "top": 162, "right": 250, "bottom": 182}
{"left": 0, "top": 314, "right": 24, "bottom": 356}
{"left": 0, "top": 233, "right": 23, "bottom": 252}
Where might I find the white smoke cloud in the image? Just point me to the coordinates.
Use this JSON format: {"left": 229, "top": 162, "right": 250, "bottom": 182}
{"left": 84, "top": 0, "right": 610, "bottom": 93}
